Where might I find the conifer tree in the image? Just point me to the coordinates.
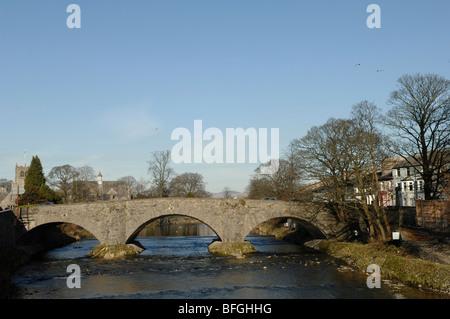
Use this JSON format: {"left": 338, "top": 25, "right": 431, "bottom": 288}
{"left": 24, "top": 155, "right": 46, "bottom": 192}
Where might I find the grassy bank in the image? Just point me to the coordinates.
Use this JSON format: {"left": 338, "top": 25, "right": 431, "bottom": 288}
{"left": 317, "top": 240, "right": 450, "bottom": 294}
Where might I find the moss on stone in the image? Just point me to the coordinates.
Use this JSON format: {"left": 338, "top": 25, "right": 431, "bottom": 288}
{"left": 88, "top": 243, "right": 144, "bottom": 259}
{"left": 208, "top": 241, "right": 257, "bottom": 256}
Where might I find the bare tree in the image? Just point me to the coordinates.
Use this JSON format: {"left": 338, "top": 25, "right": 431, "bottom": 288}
{"left": 385, "top": 73, "right": 450, "bottom": 200}
{"left": 134, "top": 177, "right": 149, "bottom": 198}
{"left": 77, "top": 165, "right": 96, "bottom": 182}
{"left": 253, "top": 158, "right": 302, "bottom": 200}
{"left": 47, "top": 164, "right": 78, "bottom": 201}
{"left": 350, "top": 101, "right": 392, "bottom": 240}
{"left": 169, "top": 172, "right": 210, "bottom": 198}
{"left": 246, "top": 175, "right": 276, "bottom": 199}
{"left": 290, "top": 118, "right": 355, "bottom": 222}
{"left": 0, "top": 178, "right": 13, "bottom": 192}
{"left": 70, "top": 165, "right": 97, "bottom": 202}
{"left": 290, "top": 108, "right": 393, "bottom": 241}
{"left": 118, "top": 175, "right": 137, "bottom": 198}
{"left": 148, "top": 150, "right": 174, "bottom": 197}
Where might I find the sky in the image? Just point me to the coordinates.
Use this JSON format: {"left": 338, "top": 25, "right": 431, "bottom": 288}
{"left": 1, "top": 0, "right": 449, "bottom": 193}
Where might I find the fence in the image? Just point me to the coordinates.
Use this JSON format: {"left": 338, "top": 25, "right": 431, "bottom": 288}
{"left": 416, "top": 200, "right": 449, "bottom": 232}
{"left": 420, "top": 216, "right": 448, "bottom": 231}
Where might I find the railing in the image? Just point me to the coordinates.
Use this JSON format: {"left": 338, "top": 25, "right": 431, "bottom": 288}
{"left": 420, "top": 216, "right": 448, "bottom": 231}
{"left": 399, "top": 210, "right": 448, "bottom": 231}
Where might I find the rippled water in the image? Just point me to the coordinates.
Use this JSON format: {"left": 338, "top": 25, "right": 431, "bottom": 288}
{"left": 11, "top": 235, "right": 447, "bottom": 299}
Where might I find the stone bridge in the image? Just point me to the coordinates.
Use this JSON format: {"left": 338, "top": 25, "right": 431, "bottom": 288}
{"left": 22, "top": 198, "right": 347, "bottom": 257}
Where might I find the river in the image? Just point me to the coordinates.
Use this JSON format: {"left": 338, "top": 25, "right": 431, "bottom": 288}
{"left": 11, "top": 223, "right": 448, "bottom": 299}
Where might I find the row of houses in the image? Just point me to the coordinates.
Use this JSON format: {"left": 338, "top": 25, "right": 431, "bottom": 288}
{"left": 378, "top": 156, "right": 426, "bottom": 207}
{"left": 377, "top": 154, "right": 448, "bottom": 207}
{"left": 302, "top": 153, "right": 449, "bottom": 208}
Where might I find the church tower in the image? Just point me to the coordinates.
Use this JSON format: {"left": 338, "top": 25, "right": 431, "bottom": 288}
{"left": 97, "top": 171, "right": 103, "bottom": 200}
{"left": 13, "top": 163, "right": 28, "bottom": 193}
{"left": 97, "top": 171, "right": 103, "bottom": 185}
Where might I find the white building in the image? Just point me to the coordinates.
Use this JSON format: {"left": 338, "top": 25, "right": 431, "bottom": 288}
{"left": 392, "top": 157, "right": 425, "bottom": 207}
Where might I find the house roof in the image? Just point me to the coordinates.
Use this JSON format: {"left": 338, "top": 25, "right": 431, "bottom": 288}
{"left": 393, "top": 158, "right": 420, "bottom": 168}
{"left": 0, "top": 192, "right": 8, "bottom": 202}
{"left": 85, "top": 180, "right": 129, "bottom": 198}
{"left": 392, "top": 149, "right": 450, "bottom": 169}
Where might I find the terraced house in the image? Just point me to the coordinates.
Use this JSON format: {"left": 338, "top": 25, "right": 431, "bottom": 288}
{"left": 391, "top": 151, "right": 449, "bottom": 207}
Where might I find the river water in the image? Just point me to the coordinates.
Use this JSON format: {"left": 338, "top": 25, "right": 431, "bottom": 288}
{"left": 11, "top": 223, "right": 448, "bottom": 299}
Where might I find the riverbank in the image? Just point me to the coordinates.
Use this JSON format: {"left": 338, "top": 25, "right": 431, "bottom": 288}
{"left": 308, "top": 239, "right": 450, "bottom": 295}
{"left": 258, "top": 217, "right": 450, "bottom": 295}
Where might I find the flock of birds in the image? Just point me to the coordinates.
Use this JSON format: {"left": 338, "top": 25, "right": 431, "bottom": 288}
{"left": 355, "top": 63, "right": 383, "bottom": 72}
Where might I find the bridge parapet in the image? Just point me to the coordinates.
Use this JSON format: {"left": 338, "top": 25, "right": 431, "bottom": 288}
{"left": 25, "top": 198, "right": 346, "bottom": 258}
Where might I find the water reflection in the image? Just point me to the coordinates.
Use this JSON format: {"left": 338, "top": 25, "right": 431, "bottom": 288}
{"left": 11, "top": 223, "right": 449, "bottom": 299}
{"left": 138, "top": 222, "right": 216, "bottom": 237}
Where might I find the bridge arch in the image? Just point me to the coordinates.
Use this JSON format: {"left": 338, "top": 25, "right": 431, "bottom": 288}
{"left": 245, "top": 216, "right": 327, "bottom": 242}
{"left": 16, "top": 221, "right": 98, "bottom": 253}
{"left": 223, "top": 200, "right": 341, "bottom": 243}
{"left": 125, "top": 214, "right": 220, "bottom": 243}
{"left": 124, "top": 199, "right": 229, "bottom": 243}
{"left": 25, "top": 203, "right": 114, "bottom": 244}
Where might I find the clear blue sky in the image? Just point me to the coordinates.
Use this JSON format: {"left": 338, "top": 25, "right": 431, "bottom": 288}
{"left": 1, "top": 0, "right": 449, "bottom": 193}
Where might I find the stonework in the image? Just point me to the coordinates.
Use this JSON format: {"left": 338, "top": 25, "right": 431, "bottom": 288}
{"left": 416, "top": 200, "right": 449, "bottom": 230}
{"left": 24, "top": 198, "right": 347, "bottom": 258}
{"left": 0, "top": 164, "right": 29, "bottom": 209}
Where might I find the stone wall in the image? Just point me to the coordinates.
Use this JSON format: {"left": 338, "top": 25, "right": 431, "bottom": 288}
{"left": 416, "top": 200, "right": 449, "bottom": 231}
{"left": 0, "top": 210, "right": 17, "bottom": 247}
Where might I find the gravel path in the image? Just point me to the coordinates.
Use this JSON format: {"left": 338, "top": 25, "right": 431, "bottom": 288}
{"left": 400, "top": 228, "right": 450, "bottom": 265}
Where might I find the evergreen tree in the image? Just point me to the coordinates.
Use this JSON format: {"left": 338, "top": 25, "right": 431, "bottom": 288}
{"left": 24, "top": 156, "right": 46, "bottom": 192}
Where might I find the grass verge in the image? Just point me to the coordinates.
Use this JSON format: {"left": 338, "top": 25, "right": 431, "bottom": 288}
{"left": 317, "top": 240, "right": 450, "bottom": 294}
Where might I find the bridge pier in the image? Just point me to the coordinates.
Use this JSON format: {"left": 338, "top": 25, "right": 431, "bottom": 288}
{"left": 88, "top": 242, "right": 144, "bottom": 259}
{"left": 208, "top": 240, "right": 257, "bottom": 257}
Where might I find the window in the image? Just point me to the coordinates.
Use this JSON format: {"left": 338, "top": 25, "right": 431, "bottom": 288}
{"left": 397, "top": 168, "right": 401, "bottom": 177}
{"left": 20, "top": 171, "right": 24, "bottom": 177}
{"left": 419, "top": 181, "right": 423, "bottom": 191}
{"left": 407, "top": 168, "right": 410, "bottom": 176}
{"left": 410, "top": 198, "right": 415, "bottom": 206}
{"left": 409, "top": 182, "right": 413, "bottom": 191}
